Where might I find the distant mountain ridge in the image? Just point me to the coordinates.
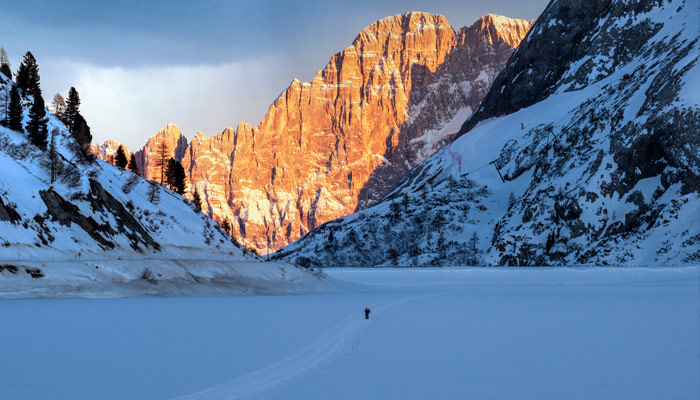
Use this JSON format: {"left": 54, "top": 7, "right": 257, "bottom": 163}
{"left": 92, "top": 12, "right": 533, "bottom": 252}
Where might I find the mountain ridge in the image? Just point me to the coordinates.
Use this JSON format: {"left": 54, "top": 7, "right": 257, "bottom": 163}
{"left": 92, "top": 12, "right": 533, "bottom": 252}
{"left": 275, "top": 0, "right": 700, "bottom": 267}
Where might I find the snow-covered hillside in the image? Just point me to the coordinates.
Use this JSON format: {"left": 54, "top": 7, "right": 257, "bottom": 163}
{"left": 276, "top": 0, "right": 700, "bottom": 266}
{"left": 0, "top": 77, "right": 327, "bottom": 296}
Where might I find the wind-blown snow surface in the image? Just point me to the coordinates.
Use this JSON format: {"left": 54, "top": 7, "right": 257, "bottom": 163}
{"left": 1, "top": 267, "right": 698, "bottom": 399}
{"left": 0, "top": 259, "right": 331, "bottom": 298}
{"left": 276, "top": 0, "right": 700, "bottom": 267}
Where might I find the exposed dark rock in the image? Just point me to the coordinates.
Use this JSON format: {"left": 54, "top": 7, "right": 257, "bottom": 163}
{"left": 39, "top": 188, "right": 115, "bottom": 249}
{"left": 0, "top": 264, "right": 19, "bottom": 274}
{"left": 0, "top": 196, "right": 22, "bottom": 224}
{"left": 24, "top": 267, "right": 44, "bottom": 279}
{"left": 87, "top": 179, "right": 159, "bottom": 251}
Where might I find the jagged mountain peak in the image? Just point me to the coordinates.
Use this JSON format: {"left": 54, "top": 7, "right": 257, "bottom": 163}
{"left": 133, "top": 123, "right": 189, "bottom": 183}
{"left": 354, "top": 12, "right": 452, "bottom": 40}
{"left": 154, "top": 123, "right": 185, "bottom": 141}
{"left": 462, "top": 14, "right": 534, "bottom": 48}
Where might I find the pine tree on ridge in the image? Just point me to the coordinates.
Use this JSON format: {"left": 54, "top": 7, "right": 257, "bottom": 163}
{"left": 152, "top": 139, "right": 171, "bottom": 185}
{"left": 128, "top": 153, "right": 139, "bottom": 175}
{"left": 64, "top": 87, "right": 80, "bottom": 132}
{"left": 50, "top": 93, "right": 66, "bottom": 119}
{"left": 115, "top": 145, "right": 128, "bottom": 169}
{"left": 8, "top": 86, "right": 23, "bottom": 132}
{"left": 16, "top": 51, "right": 41, "bottom": 98}
{"left": 26, "top": 93, "right": 48, "bottom": 149}
{"left": 192, "top": 189, "right": 203, "bottom": 212}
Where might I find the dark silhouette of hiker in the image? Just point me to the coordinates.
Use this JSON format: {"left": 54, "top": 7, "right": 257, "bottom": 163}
{"left": 365, "top": 308, "right": 371, "bottom": 319}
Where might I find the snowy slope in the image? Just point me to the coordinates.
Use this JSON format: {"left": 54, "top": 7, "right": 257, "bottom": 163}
{"left": 0, "top": 78, "right": 326, "bottom": 297}
{"left": 276, "top": 0, "right": 700, "bottom": 266}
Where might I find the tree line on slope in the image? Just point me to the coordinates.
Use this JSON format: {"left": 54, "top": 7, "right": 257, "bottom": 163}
{"left": 0, "top": 49, "right": 91, "bottom": 153}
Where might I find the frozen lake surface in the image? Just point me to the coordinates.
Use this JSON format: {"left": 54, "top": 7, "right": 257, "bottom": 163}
{"left": 1, "top": 267, "right": 698, "bottom": 399}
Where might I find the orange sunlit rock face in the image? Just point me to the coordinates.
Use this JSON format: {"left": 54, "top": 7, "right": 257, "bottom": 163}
{"left": 93, "top": 13, "right": 532, "bottom": 252}
{"left": 135, "top": 124, "right": 189, "bottom": 184}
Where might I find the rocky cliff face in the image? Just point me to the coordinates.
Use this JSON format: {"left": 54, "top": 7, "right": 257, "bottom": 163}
{"left": 276, "top": 0, "right": 700, "bottom": 267}
{"left": 101, "top": 13, "right": 531, "bottom": 251}
{"left": 135, "top": 124, "right": 189, "bottom": 183}
{"left": 174, "top": 12, "right": 531, "bottom": 252}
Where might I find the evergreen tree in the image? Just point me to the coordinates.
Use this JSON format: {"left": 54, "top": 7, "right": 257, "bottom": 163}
{"left": 26, "top": 93, "right": 48, "bottom": 149}
{"left": 16, "top": 51, "right": 41, "bottom": 97}
{"left": 192, "top": 189, "right": 203, "bottom": 211}
{"left": 128, "top": 153, "right": 139, "bottom": 175}
{"left": 389, "top": 200, "right": 401, "bottom": 222}
{"left": 432, "top": 212, "right": 446, "bottom": 233}
{"left": 13, "top": 58, "right": 26, "bottom": 89}
{"left": 436, "top": 231, "right": 446, "bottom": 258}
{"left": 64, "top": 87, "right": 80, "bottom": 131}
{"left": 166, "top": 158, "right": 187, "bottom": 194}
{"left": 545, "top": 231, "right": 556, "bottom": 254}
{"left": 50, "top": 93, "right": 66, "bottom": 119}
{"left": 468, "top": 232, "right": 478, "bottom": 254}
{"left": 221, "top": 217, "right": 231, "bottom": 234}
{"left": 114, "top": 145, "right": 128, "bottom": 169}
{"left": 165, "top": 158, "right": 176, "bottom": 188}
{"left": 8, "top": 86, "right": 23, "bottom": 132}
{"left": 147, "top": 182, "right": 160, "bottom": 204}
{"left": 173, "top": 160, "right": 187, "bottom": 194}
{"left": 0, "top": 47, "right": 11, "bottom": 79}
{"left": 152, "top": 140, "right": 171, "bottom": 184}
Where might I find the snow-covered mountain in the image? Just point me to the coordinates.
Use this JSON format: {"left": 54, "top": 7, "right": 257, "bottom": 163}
{"left": 93, "top": 13, "right": 532, "bottom": 253}
{"left": 276, "top": 0, "right": 700, "bottom": 266}
{"left": 0, "top": 78, "right": 328, "bottom": 297}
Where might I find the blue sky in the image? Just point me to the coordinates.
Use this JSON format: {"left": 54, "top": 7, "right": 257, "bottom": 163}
{"left": 0, "top": 0, "right": 548, "bottom": 149}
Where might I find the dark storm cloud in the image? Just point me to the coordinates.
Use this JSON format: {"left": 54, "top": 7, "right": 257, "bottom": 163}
{"left": 0, "top": 0, "right": 547, "bottom": 150}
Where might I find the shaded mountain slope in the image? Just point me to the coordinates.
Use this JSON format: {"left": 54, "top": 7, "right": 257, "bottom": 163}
{"left": 276, "top": 0, "right": 700, "bottom": 266}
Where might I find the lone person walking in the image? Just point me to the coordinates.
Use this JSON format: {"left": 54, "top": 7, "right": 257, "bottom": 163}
{"left": 365, "top": 307, "right": 371, "bottom": 320}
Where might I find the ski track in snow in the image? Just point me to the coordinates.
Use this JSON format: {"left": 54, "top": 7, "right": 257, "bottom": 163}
{"left": 171, "top": 292, "right": 434, "bottom": 400}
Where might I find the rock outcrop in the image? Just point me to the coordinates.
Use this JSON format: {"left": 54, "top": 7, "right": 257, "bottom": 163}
{"left": 120, "top": 13, "right": 532, "bottom": 252}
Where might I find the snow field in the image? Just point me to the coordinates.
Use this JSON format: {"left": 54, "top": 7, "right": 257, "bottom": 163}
{"left": 1, "top": 266, "right": 698, "bottom": 400}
